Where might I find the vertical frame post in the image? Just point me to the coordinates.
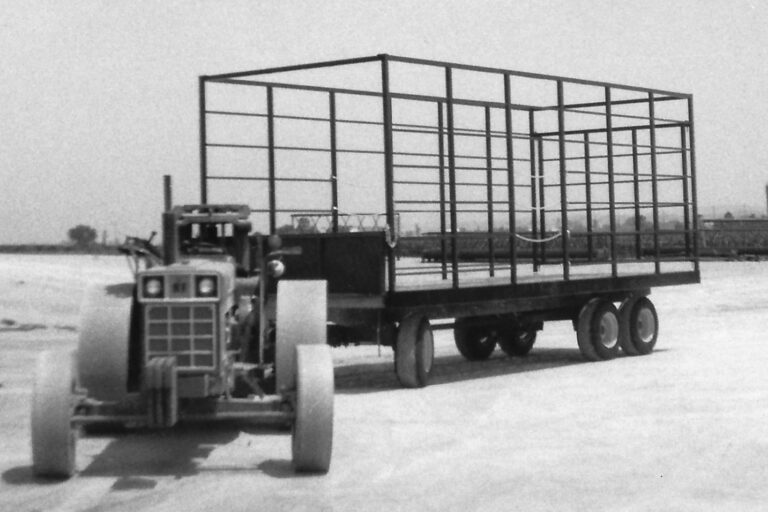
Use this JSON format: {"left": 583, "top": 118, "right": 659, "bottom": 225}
{"left": 437, "top": 102, "right": 448, "bottom": 280}
{"left": 267, "top": 87, "right": 277, "bottom": 234}
{"left": 537, "top": 137, "right": 546, "bottom": 264}
{"left": 528, "top": 111, "right": 539, "bottom": 272}
{"left": 604, "top": 86, "right": 618, "bottom": 277}
{"left": 648, "top": 92, "right": 661, "bottom": 274}
{"left": 329, "top": 92, "right": 339, "bottom": 233}
{"left": 504, "top": 74, "right": 517, "bottom": 284}
{"left": 584, "top": 133, "right": 594, "bottom": 262}
{"left": 381, "top": 56, "right": 397, "bottom": 292}
{"left": 484, "top": 105, "right": 495, "bottom": 277}
{"left": 680, "top": 125, "right": 691, "bottom": 258}
{"left": 445, "top": 66, "right": 459, "bottom": 289}
{"left": 632, "top": 129, "right": 642, "bottom": 259}
{"left": 687, "top": 96, "right": 700, "bottom": 274}
{"left": 556, "top": 81, "right": 570, "bottom": 280}
{"left": 199, "top": 77, "right": 208, "bottom": 204}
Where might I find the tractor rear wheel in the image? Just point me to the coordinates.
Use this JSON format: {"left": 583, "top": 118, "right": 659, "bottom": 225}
{"left": 292, "top": 344, "right": 334, "bottom": 473}
{"left": 275, "top": 280, "right": 328, "bottom": 395}
{"left": 395, "top": 316, "right": 434, "bottom": 388}
{"left": 31, "top": 350, "right": 79, "bottom": 479}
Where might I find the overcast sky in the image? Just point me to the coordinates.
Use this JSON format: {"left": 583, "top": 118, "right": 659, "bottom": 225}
{"left": 2, "top": 0, "right": 766, "bottom": 243}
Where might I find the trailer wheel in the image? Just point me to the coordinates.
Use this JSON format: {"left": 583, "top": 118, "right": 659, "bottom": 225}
{"left": 498, "top": 325, "right": 537, "bottom": 357}
{"left": 31, "top": 350, "right": 79, "bottom": 479}
{"left": 618, "top": 298, "right": 640, "bottom": 356}
{"left": 577, "top": 299, "right": 620, "bottom": 361}
{"left": 292, "top": 344, "right": 334, "bottom": 473}
{"left": 620, "top": 296, "right": 658, "bottom": 355}
{"left": 395, "top": 316, "right": 434, "bottom": 388}
{"left": 453, "top": 318, "right": 497, "bottom": 361}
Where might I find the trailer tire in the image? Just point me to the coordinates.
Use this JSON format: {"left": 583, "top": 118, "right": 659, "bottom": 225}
{"left": 498, "top": 324, "right": 537, "bottom": 357}
{"left": 618, "top": 298, "right": 640, "bottom": 356}
{"left": 395, "top": 316, "right": 434, "bottom": 388}
{"left": 453, "top": 319, "right": 497, "bottom": 361}
{"left": 292, "top": 344, "right": 334, "bottom": 473}
{"left": 621, "top": 296, "right": 658, "bottom": 355}
{"left": 31, "top": 350, "right": 79, "bottom": 479}
{"left": 577, "top": 299, "right": 620, "bottom": 361}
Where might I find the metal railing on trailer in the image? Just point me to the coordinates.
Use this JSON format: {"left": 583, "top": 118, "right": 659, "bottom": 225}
{"left": 198, "top": 54, "right": 698, "bottom": 296}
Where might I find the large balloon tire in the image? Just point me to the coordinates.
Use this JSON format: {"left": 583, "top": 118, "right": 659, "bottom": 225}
{"left": 275, "top": 280, "right": 328, "bottom": 395}
{"left": 395, "top": 316, "right": 434, "bottom": 388}
{"left": 453, "top": 318, "right": 497, "bottom": 361}
{"left": 78, "top": 282, "right": 135, "bottom": 402}
{"left": 31, "top": 350, "right": 78, "bottom": 479}
{"left": 292, "top": 344, "right": 334, "bottom": 473}
{"left": 577, "top": 299, "right": 620, "bottom": 361}
{"left": 498, "top": 324, "right": 537, "bottom": 357}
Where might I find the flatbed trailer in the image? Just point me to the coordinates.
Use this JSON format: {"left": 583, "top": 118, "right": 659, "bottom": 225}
{"left": 199, "top": 54, "right": 700, "bottom": 387}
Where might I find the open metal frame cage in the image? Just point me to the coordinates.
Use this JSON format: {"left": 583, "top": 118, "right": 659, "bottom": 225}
{"left": 199, "top": 54, "right": 699, "bottom": 294}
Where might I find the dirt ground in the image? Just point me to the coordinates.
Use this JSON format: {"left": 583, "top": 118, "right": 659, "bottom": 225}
{"left": 1, "top": 256, "right": 767, "bottom": 511}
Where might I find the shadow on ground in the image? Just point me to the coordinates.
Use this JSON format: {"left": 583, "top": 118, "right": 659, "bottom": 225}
{"left": 2, "top": 422, "right": 299, "bottom": 487}
{"left": 334, "top": 347, "right": 591, "bottom": 393}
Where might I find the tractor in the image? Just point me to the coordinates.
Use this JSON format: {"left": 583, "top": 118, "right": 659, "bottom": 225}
{"left": 30, "top": 204, "right": 334, "bottom": 478}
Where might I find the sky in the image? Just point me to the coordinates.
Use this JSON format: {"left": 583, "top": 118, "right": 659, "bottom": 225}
{"left": 2, "top": 0, "right": 767, "bottom": 243}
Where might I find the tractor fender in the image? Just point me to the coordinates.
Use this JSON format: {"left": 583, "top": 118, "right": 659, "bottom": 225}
{"left": 77, "top": 282, "right": 136, "bottom": 401}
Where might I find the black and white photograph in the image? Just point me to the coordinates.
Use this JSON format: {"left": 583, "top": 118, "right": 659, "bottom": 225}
{"left": 1, "top": 1, "right": 767, "bottom": 510}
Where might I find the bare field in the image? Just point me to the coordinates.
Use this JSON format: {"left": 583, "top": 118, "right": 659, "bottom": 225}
{"left": 1, "top": 256, "right": 767, "bottom": 511}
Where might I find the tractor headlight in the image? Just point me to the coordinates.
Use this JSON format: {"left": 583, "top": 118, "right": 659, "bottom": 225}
{"left": 267, "top": 259, "right": 285, "bottom": 278}
{"left": 143, "top": 277, "right": 164, "bottom": 298}
{"left": 195, "top": 275, "right": 217, "bottom": 297}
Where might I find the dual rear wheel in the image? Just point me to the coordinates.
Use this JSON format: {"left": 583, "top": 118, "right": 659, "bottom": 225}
{"left": 577, "top": 296, "right": 658, "bottom": 361}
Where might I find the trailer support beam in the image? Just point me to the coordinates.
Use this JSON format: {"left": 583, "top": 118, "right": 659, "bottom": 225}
{"left": 557, "top": 81, "right": 570, "bottom": 280}
{"left": 381, "top": 56, "right": 397, "bottom": 292}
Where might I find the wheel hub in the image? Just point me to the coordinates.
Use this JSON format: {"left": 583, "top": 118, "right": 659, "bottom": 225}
{"left": 636, "top": 308, "right": 656, "bottom": 342}
{"left": 598, "top": 312, "right": 619, "bottom": 349}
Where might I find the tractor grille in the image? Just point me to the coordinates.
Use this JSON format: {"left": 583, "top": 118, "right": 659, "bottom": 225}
{"left": 145, "top": 304, "right": 216, "bottom": 369}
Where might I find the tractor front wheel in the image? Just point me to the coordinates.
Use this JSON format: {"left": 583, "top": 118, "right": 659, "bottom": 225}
{"left": 292, "top": 344, "right": 334, "bottom": 473}
{"left": 31, "top": 350, "right": 79, "bottom": 479}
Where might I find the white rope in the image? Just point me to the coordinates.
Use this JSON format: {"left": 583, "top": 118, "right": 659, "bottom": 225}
{"left": 514, "top": 230, "right": 568, "bottom": 244}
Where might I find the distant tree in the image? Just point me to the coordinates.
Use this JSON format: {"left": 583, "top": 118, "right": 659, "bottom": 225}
{"left": 68, "top": 224, "right": 97, "bottom": 248}
{"left": 724, "top": 211, "right": 734, "bottom": 219}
